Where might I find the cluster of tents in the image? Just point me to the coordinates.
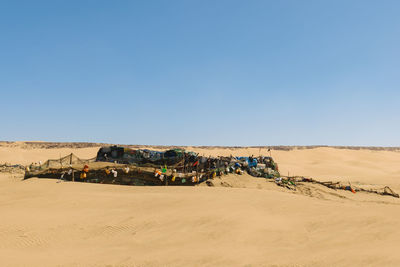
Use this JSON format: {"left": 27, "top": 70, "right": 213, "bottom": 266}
{"left": 96, "top": 146, "right": 195, "bottom": 166}
{"left": 22, "top": 146, "right": 400, "bottom": 198}
{"left": 24, "top": 146, "right": 280, "bottom": 186}
{"left": 96, "top": 146, "right": 280, "bottom": 179}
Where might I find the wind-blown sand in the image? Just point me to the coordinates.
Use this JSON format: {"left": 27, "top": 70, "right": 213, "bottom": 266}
{"left": 1, "top": 142, "right": 400, "bottom": 266}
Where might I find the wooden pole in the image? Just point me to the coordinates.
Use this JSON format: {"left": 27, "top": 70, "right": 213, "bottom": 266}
{"left": 196, "top": 159, "right": 199, "bottom": 185}
{"left": 183, "top": 153, "right": 186, "bottom": 175}
{"left": 165, "top": 161, "right": 168, "bottom": 186}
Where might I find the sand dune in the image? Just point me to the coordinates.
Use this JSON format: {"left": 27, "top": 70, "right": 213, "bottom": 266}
{"left": 1, "top": 142, "right": 400, "bottom": 266}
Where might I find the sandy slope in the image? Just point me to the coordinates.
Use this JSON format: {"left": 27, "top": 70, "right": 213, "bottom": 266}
{"left": 1, "top": 143, "right": 400, "bottom": 266}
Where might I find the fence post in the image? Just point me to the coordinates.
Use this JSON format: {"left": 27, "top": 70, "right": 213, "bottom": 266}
{"left": 165, "top": 168, "right": 168, "bottom": 186}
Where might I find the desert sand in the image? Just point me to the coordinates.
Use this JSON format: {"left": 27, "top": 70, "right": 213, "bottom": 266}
{"left": 1, "top": 142, "right": 400, "bottom": 266}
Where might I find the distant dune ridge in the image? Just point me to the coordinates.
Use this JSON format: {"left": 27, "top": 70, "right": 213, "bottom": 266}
{"left": 1, "top": 141, "right": 400, "bottom": 266}
{"left": 2, "top": 141, "right": 400, "bottom": 151}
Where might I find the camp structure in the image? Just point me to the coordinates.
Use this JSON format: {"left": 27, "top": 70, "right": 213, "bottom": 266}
{"left": 22, "top": 147, "right": 399, "bottom": 198}
{"left": 24, "top": 147, "right": 281, "bottom": 186}
{"left": 96, "top": 146, "right": 280, "bottom": 177}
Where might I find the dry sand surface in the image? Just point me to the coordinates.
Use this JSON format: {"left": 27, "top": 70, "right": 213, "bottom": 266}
{"left": 1, "top": 142, "right": 400, "bottom": 266}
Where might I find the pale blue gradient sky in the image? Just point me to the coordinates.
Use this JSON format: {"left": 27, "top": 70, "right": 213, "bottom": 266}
{"left": 1, "top": 0, "right": 399, "bottom": 146}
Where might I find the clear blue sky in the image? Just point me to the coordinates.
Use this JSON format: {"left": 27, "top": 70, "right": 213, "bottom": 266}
{"left": 1, "top": 0, "right": 399, "bottom": 146}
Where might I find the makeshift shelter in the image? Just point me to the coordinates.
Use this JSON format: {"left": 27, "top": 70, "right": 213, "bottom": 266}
{"left": 22, "top": 147, "right": 399, "bottom": 198}
{"left": 24, "top": 147, "right": 281, "bottom": 186}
